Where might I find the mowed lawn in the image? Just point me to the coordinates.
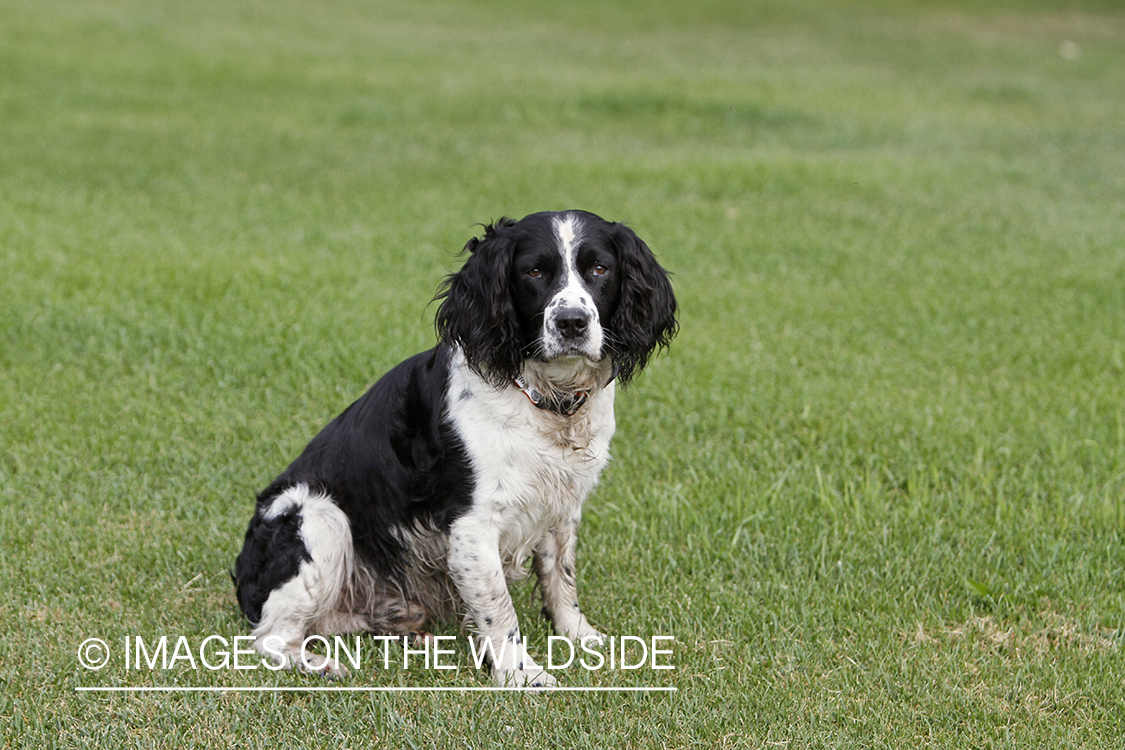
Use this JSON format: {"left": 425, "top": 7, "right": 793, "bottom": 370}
{"left": 2, "top": 0, "right": 1124, "bottom": 746}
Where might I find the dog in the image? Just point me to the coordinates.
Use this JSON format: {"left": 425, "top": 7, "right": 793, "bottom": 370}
{"left": 234, "top": 210, "right": 677, "bottom": 686}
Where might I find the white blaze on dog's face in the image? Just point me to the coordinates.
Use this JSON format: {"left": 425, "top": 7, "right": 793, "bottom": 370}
{"left": 510, "top": 213, "right": 621, "bottom": 364}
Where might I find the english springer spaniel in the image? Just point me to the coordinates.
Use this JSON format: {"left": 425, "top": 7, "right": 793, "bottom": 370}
{"left": 234, "top": 210, "right": 677, "bottom": 687}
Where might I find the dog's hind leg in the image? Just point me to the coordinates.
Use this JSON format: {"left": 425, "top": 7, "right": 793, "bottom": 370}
{"left": 235, "top": 485, "right": 358, "bottom": 677}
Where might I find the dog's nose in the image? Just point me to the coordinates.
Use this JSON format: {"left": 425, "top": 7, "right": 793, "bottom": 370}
{"left": 555, "top": 309, "right": 590, "bottom": 339}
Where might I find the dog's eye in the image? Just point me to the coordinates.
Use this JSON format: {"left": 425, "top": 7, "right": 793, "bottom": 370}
{"left": 592, "top": 265, "right": 608, "bottom": 276}
{"left": 527, "top": 268, "right": 543, "bottom": 279}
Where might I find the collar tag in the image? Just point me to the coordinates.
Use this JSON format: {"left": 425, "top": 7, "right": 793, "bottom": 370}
{"left": 513, "top": 375, "right": 545, "bottom": 406}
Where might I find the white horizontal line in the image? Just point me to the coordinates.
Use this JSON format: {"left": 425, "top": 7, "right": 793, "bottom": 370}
{"left": 76, "top": 686, "right": 676, "bottom": 693}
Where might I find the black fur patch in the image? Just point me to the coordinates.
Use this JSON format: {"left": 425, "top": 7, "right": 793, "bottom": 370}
{"left": 233, "top": 504, "right": 310, "bottom": 624}
{"left": 233, "top": 347, "right": 474, "bottom": 621}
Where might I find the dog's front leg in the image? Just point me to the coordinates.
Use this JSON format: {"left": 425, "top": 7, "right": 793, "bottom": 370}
{"left": 447, "top": 516, "right": 556, "bottom": 688}
{"left": 534, "top": 515, "right": 605, "bottom": 645}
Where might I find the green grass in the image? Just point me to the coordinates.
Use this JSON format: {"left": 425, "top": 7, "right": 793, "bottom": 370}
{"left": 3, "top": 0, "right": 1125, "bottom": 746}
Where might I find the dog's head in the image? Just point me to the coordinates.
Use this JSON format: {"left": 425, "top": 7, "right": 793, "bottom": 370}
{"left": 435, "top": 210, "right": 677, "bottom": 388}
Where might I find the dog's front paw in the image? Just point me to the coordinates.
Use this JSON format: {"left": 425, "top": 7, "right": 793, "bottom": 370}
{"left": 554, "top": 611, "right": 605, "bottom": 646}
{"left": 573, "top": 629, "right": 607, "bottom": 647}
{"left": 494, "top": 666, "right": 557, "bottom": 689}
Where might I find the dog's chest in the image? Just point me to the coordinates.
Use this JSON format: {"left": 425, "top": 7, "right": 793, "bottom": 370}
{"left": 446, "top": 363, "right": 615, "bottom": 571}
{"left": 457, "top": 392, "right": 613, "bottom": 515}
{"left": 492, "top": 412, "right": 608, "bottom": 511}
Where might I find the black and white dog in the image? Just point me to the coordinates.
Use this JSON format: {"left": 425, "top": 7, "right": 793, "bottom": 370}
{"left": 234, "top": 210, "right": 676, "bottom": 686}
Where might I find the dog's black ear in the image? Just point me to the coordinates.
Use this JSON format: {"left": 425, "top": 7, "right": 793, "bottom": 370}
{"left": 435, "top": 219, "right": 523, "bottom": 386}
{"left": 606, "top": 223, "right": 678, "bottom": 386}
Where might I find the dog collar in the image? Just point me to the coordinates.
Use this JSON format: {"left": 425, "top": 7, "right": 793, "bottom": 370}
{"left": 513, "top": 376, "right": 590, "bottom": 417}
